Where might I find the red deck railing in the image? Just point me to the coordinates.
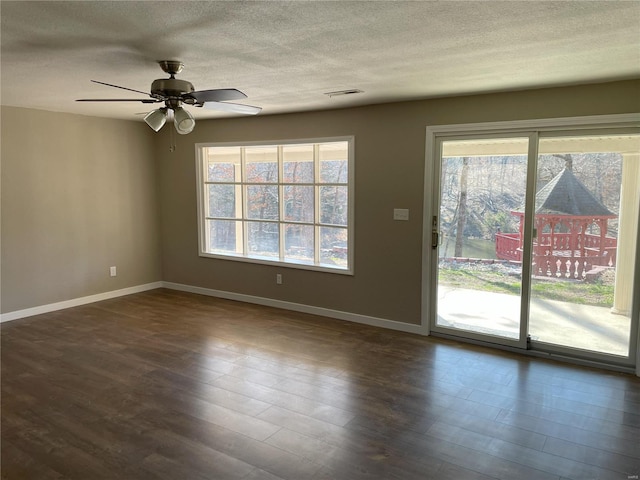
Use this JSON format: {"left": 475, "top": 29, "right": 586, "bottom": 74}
{"left": 495, "top": 233, "right": 520, "bottom": 261}
{"left": 495, "top": 232, "right": 617, "bottom": 279}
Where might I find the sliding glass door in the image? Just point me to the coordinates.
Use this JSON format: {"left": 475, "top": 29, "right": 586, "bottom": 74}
{"left": 433, "top": 135, "right": 532, "bottom": 348}
{"left": 428, "top": 119, "right": 639, "bottom": 366}
{"left": 528, "top": 134, "right": 639, "bottom": 358}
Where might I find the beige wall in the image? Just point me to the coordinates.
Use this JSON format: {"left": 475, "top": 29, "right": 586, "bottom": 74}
{"left": 1, "top": 107, "right": 162, "bottom": 313}
{"left": 1, "top": 81, "right": 638, "bottom": 321}
{"left": 158, "top": 80, "right": 640, "bottom": 325}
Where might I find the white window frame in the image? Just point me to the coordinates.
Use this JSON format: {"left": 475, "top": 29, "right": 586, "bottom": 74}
{"left": 196, "top": 136, "right": 354, "bottom": 274}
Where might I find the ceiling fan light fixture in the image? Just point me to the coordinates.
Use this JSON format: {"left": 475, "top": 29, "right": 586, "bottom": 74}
{"left": 144, "top": 107, "right": 168, "bottom": 132}
{"left": 174, "top": 107, "right": 195, "bottom": 135}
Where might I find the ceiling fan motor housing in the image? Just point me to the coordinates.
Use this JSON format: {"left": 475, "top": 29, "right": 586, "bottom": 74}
{"left": 151, "top": 78, "right": 195, "bottom": 98}
{"left": 77, "top": 59, "right": 261, "bottom": 120}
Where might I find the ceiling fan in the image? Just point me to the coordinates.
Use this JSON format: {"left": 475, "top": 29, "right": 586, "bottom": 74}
{"left": 77, "top": 60, "right": 261, "bottom": 134}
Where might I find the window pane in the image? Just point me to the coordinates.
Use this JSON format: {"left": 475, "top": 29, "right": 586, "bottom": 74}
{"left": 207, "top": 219, "right": 240, "bottom": 253}
{"left": 284, "top": 224, "right": 314, "bottom": 263}
{"left": 436, "top": 139, "right": 529, "bottom": 339}
{"left": 320, "top": 142, "right": 349, "bottom": 183}
{"left": 529, "top": 135, "right": 638, "bottom": 356}
{"left": 246, "top": 185, "right": 279, "bottom": 220}
{"left": 320, "top": 226, "right": 348, "bottom": 267}
{"left": 246, "top": 146, "right": 278, "bottom": 183}
{"left": 283, "top": 144, "right": 314, "bottom": 183}
{"left": 206, "top": 147, "right": 240, "bottom": 182}
{"left": 247, "top": 221, "right": 279, "bottom": 258}
{"left": 199, "top": 139, "right": 351, "bottom": 272}
{"left": 320, "top": 186, "right": 348, "bottom": 225}
{"left": 207, "top": 184, "right": 238, "bottom": 218}
{"left": 283, "top": 185, "right": 314, "bottom": 223}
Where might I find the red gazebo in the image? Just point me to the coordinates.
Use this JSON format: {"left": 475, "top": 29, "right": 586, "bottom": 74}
{"left": 496, "top": 168, "right": 617, "bottom": 279}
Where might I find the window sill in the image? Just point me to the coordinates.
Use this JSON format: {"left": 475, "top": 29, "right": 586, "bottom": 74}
{"left": 199, "top": 251, "right": 353, "bottom": 275}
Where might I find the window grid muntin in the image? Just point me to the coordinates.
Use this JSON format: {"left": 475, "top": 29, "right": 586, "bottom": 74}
{"left": 200, "top": 139, "right": 351, "bottom": 271}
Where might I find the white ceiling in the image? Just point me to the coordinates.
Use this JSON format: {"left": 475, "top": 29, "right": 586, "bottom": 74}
{"left": 2, "top": 1, "right": 639, "bottom": 121}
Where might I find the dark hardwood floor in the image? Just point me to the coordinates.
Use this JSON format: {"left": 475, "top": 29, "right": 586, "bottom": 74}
{"left": 2, "top": 289, "right": 639, "bottom": 480}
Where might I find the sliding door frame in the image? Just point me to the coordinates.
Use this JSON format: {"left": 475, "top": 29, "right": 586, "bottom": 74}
{"left": 422, "top": 113, "right": 640, "bottom": 374}
{"left": 426, "top": 131, "right": 537, "bottom": 350}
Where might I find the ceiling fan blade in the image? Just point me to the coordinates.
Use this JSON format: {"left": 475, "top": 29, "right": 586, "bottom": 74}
{"left": 187, "top": 88, "right": 248, "bottom": 103}
{"left": 201, "top": 101, "right": 262, "bottom": 115}
{"left": 91, "top": 80, "right": 155, "bottom": 97}
{"left": 76, "top": 98, "right": 160, "bottom": 103}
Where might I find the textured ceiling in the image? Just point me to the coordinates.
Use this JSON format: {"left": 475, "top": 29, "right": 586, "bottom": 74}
{"left": 1, "top": 1, "right": 639, "bottom": 121}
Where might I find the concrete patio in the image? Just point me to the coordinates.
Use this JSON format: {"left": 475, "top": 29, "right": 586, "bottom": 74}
{"left": 437, "top": 286, "right": 632, "bottom": 357}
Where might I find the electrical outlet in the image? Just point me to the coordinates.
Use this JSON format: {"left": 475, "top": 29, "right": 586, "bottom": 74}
{"left": 110, "top": 266, "right": 117, "bottom": 277}
{"left": 276, "top": 273, "right": 283, "bottom": 285}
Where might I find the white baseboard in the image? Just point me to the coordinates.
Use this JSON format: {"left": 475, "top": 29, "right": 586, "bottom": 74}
{"left": 162, "top": 281, "right": 426, "bottom": 336}
{"left": 0, "top": 282, "right": 164, "bottom": 323}
{"left": 1, "top": 280, "right": 426, "bottom": 337}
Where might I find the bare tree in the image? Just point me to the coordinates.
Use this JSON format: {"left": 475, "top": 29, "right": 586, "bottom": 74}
{"left": 551, "top": 153, "right": 573, "bottom": 171}
{"left": 454, "top": 157, "right": 470, "bottom": 257}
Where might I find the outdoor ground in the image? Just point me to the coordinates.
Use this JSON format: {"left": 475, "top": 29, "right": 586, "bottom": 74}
{"left": 438, "top": 259, "right": 615, "bottom": 307}
{"left": 436, "top": 237, "right": 628, "bottom": 356}
{"left": 437, "top": 285, "right": 631, "bottom": 356}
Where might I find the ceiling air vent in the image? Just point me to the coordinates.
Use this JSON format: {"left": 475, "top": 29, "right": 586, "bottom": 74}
{"left": 324, "top": 89, "right": 364, "bottom": 98}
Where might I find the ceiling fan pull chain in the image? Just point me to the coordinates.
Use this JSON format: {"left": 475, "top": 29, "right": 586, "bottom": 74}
{"left": 169, "top": 116, "right": 176, "bottom": 153}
